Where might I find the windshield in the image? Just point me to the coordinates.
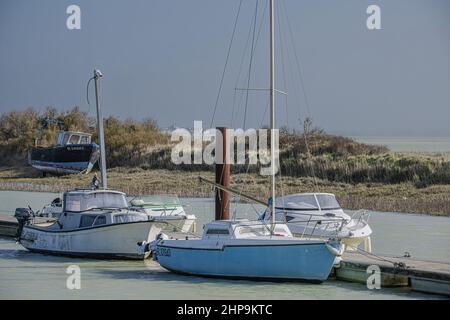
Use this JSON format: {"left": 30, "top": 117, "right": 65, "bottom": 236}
{"left": 64, "top": 192, "right": 128, "bottom": 212}
{"left": 277, "top": 194, "right": 318, "bottom": 210}
{"left": 129, "top": 195, "right": 181, "bottom": 207}
{"left": 316, "top": 194, "right": 341, "bottom": 210}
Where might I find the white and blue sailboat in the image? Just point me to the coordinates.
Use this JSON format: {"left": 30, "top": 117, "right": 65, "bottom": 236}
{"left": 153, "top": 0, "right": 343, "bottom": 282}
{"left": 155, "top": 220, "right": 342, "bottom": 282}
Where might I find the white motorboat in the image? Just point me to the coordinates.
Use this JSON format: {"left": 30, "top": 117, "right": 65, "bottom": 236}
{"left": 129, "top": 196, "right": 196, "bottom": 233}
{"left": 15, "top": 189, "right": 168, "bottom": 259}
{"left": 261, "top": 193, "right": 372, "bottom": 252}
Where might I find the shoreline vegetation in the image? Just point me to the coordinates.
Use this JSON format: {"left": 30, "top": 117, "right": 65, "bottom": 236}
{"left": 1, "top": 107, "right": 450, "bottom": 216}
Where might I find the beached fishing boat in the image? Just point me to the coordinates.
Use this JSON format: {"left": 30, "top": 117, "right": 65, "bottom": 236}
{"left": 261, "top": 193, "right": 372, "bottom": 252}
{"left": 15, "top": 189, "right": 166, "bottom": 259}
{"left": 29, "top": 131, "right": 99, "bottom": 175}
{"left": 129, "top": 196, "right": 196, "bottom": 233}
{"left": 152, "top": 0, "right": 343, "bottom": 282}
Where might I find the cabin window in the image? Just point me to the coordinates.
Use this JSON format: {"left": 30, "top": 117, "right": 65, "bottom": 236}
{"left": 79, "top": 214, "right": 106, "bottom": 228}
{"left": 68, "top": 134, "right": 80, "bottom": 144}
{"left": 206, "top": 229, "right": 229, "bottom": 235}
{"left": 278, "top": 194, "right": 318, "bottom": 210}
{"left": 62, "top": 134, "right": 70, "bottom": 145}
{"left": 113, "top": 214, "right": 147, "bottom": 223}
{"left": 316, "top": 194, "right": 340, "bottom": 210}
{"left": 80, "top": 135, "right": 90, "bottom": 144}
{"left": 64, "top": 192, "right": 128, "bottom": 212}
{"left": 285, "top": 215, "right": 295, "bottom": 222}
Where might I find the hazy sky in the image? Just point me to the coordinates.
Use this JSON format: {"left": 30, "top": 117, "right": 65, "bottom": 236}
{"left": 1, "top": 0, "right": 449, "bottom": 136}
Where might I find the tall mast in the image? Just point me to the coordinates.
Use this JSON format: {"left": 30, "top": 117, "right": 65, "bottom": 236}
{"left": 94, "top": 69, "right": 107, "bottom": 189}
{"left": 269, "top": 0, "right": 276, "bottom": 225}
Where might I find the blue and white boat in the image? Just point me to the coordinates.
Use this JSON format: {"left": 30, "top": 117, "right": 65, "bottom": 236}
{"left": 29, "top": 131, "right": 99, "bottom": 175}
{"left": 152, "top": 0, "right": 343, "bottom": 282}
{"left": 154, "top": 220, "right": 342, "bottom": 282}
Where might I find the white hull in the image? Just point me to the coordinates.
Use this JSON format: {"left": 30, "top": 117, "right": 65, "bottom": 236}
{"left": 20, "top": 221, "right": 164, "bottom": 259}
{"left": 290, "top": 221, "right": 372, "bottom": 251}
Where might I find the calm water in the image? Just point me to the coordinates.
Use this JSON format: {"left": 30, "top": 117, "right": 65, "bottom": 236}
{"left": 353, "top": 136, "right": 450, "bottom": 153}
{"left": 1, "top": 191, "right": 449, "bottom": 300}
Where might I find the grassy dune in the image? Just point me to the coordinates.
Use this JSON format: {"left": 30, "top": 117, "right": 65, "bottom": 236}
{"left": 1, "top": 166, "right": 450, "bottom": 216}
{"left": 1, "top": 108, "right": 449, "bottom": 215}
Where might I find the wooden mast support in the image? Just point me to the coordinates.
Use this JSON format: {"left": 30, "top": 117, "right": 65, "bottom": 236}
{"left": 215, "top": 127, "right": 230, "bottom": 220}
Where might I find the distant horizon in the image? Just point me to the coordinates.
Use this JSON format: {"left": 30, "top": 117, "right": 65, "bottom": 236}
{"left": 1, "top": 0, "right": 449, "bottom": 137}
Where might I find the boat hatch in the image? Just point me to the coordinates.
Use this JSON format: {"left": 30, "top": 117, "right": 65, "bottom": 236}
{"left": 233, "top": 223, "right": 292, "bottom": 239}
{"left": 64, "top": 191, "right": 128, "bottom": 212}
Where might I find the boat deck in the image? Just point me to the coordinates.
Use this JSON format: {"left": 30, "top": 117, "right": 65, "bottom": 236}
{"left": 164, "top": 231, "right": 201, "bottom": 240}
{"left": 0, "top": 213, "right": 56, "bottom": 237}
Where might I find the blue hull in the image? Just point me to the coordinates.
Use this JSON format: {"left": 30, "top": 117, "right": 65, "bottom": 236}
{"left": 156, "top": 242, "right": 337, "bottom": 282}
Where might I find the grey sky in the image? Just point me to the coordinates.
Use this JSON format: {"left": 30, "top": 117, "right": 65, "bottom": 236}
{"left": 1, "top": 0, "right": 449, "bottom": 136}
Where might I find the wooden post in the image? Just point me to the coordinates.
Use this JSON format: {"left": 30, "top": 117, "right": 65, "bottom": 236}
{"left": 215, "top": 127, "right": 230, "bottom": 220}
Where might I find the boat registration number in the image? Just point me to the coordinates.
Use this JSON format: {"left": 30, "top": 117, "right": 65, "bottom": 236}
{"left": 156, "top": 247, "right": 171, "bottom": 257}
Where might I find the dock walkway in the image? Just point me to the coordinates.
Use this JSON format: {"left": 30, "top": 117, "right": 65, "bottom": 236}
{"left": 336, "top": 251, "right": 450, "bottom": 296}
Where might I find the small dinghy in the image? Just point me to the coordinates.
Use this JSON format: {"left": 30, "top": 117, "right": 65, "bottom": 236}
{"left": 152, "top": 220, "right": 342, "bottom": 282}
{"left": 129, "top": 196, "right": 196, "bottom": 233}
{"left": 15, "top": 189, "right": 167, "bottom": 259}
{"left": 262, "top": 193, "right": 372, "bottom": 252}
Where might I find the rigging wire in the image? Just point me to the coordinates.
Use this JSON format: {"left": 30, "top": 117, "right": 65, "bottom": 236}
{"left": 242, "top": 0, "right": 259, "bottom": 130}
{"left": 230, "top": 0, "right": 268, "bottom": 128}
{"left": 276, "top": 0, "right": 289, "bottom": 129}
{"left": 231, "top": 0, "right": 266, "bottom": 209}
{"left": 280, "top": 0, "right": 320, "bottom": 192}
{"left": 275, "top": 0, "right": 287, "bottom": 202}
{"left": 280, "top": 0, "right": 312, "bottom": 117}
{"left": 209, "top": 0, "right": 243, "bottom": 128}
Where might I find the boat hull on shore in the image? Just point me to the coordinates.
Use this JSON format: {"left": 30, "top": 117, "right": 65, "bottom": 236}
{"left": 29, "top": 144, "right": 99, "bottom": 175}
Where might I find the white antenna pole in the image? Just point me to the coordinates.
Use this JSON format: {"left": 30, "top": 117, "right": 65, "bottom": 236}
{"left": 94, "top": 69, "right": 107, "bottom": 189}
{"left": 269, "top": 0, "right": 276, "bottom": 226}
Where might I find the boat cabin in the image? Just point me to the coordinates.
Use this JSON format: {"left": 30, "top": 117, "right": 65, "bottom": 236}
{"left": 51, "top": 189, "right": 148, "bottom": 230}
{"left": 203, "top": 220, "right": 293, "bottom": 240}
{"left": 56, "top": 131, "right": 92, "bottom": 146}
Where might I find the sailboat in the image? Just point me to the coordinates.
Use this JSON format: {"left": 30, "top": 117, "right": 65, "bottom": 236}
{"left": 153, "top": 0, "right": 343, "bottom": 282}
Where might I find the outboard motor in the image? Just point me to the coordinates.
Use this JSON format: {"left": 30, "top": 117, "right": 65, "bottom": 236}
{"left": 14, "top": 208, "right": 33, "bottom": 238}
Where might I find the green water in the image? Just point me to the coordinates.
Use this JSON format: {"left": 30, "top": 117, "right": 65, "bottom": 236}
{"left": 0, "top": 191, "right": 449, "bottom": 300}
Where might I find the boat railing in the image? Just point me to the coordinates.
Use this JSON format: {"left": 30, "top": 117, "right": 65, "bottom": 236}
{"left": 275, "top": 209, "right": 347, "bottom": 240}
{"left": 256, "top": 211, "right": 347, "bottom": 240}
{"left": 350, "top": 209, "right": 371, "bottom": 226}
